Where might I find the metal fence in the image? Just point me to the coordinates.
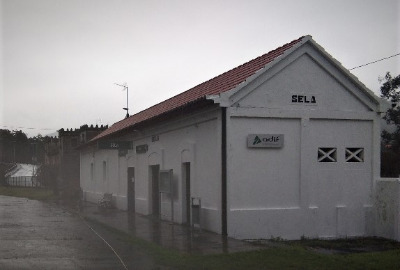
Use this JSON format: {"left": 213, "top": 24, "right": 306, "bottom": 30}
{"left": 6, "top": 176, "right": 41, "bottom": 187}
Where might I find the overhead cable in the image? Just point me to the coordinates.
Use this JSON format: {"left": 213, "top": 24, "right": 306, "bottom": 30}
{"left": 349, "top": 53, "right": 400, "bottom": 70}
{"left": 0, "top": 125, "right": 56, "bottom": 131}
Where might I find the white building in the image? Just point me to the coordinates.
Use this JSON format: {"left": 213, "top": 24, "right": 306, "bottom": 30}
{"left": 80, "top": 35, "right": 392, "bottom": 240}
{"left": 5, "top": 163, "right": 40, "bottom": 187}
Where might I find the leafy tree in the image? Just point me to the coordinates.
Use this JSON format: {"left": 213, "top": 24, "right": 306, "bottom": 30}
{"left": 380, "top": 72, "right": 400, "bottom": 177}
{"left": 0, "top": 129, "right": 50, "bottom": 164}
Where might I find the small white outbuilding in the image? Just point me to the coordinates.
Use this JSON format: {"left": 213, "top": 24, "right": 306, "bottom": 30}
{"left": 5, "top": 163, "right": 40, "bottom": 187}
{"left": 80, "top": 35, "right": 386, "bottom": 240}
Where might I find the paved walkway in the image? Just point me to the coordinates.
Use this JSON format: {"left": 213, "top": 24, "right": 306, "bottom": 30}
{"left": 0, "top": 196, "right": 156, "bottom": 270}
{"left": 80, "top": 202, "right": 262, "bottom": 255}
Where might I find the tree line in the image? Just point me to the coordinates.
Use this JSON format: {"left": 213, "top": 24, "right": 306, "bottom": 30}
{"left": 380, "top": 72, "right": 400, "bottom": 177}
{"left": 0, "top": 130, "right": 57, "bottom": 164}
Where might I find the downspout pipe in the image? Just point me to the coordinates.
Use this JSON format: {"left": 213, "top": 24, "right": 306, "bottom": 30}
{"left": 221, "top": 107, "right": 227, "bottom": 236}
{"left": 206, "top": 95, "right": 228, "bottom": 236}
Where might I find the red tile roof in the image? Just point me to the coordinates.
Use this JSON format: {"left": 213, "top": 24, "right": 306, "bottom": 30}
{"left": 92, "top": 36, "right": 306, "bottom": 142}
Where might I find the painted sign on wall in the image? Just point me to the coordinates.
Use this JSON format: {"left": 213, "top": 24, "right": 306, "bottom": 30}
{"left": 247, "top": 134, "right": 284, "bottom": 148}
{"left": 136, "top": 144, "right": 148, "bottom": 154}
{"left": 291, "top": 94, "right": 317, "bottom": 105}
{"left": 98, "top": 141, "right": 133, "bottom": 150}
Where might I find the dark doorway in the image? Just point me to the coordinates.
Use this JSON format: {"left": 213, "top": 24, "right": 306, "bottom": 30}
{"left": 127, "top": 167, "right": 135, "bottom": 212}
{"left": 183, "top": 162, "right": 191, "bottom": 224}
{"left": 150, "top": 165, "right": 160, "bottom": 216}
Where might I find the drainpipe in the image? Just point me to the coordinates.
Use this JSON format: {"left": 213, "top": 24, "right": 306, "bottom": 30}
{"left": 221, "top": 107, "right": 227, "bottom": 236}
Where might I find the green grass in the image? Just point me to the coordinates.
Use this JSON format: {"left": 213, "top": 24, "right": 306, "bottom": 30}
{"left": 155, "top": 245, "right": 400, "bottom": 270}
{"left": 0, "top": 185, "right": 56, "bottom": 201}
{"left": 87, "top": 218, "right": 400, "bottom": 270}
{"left": 291, "top": 237, "right": 400, "bottom": 252}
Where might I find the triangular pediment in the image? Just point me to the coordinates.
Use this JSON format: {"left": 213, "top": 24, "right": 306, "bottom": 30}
{"left": 222, "top": 39, "right": 380, "bottom": 113}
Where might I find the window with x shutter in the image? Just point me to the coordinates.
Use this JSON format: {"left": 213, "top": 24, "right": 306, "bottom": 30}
{"left": 345, "top": 148, "right": 364, "bottom": 162}
{"left": 318, "top": 148, "right": 337, "bottom": 162}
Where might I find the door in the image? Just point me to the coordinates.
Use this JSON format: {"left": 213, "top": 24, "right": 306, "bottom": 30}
{"left": 183, "top": 162, "right": 191, "bottom": 224}
{"left": 150, "top": 165, "right": 160, "bottom": 215}
{"left": 127, "top": 167, "right": 135, "bottom": 212}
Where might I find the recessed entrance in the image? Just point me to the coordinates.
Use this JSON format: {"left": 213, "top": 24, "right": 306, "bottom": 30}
{"left": 182, "top": 162, "right": 191, "bottom": 224}
{"left": 150, "top": 165, "right": 160, "bottom": 216}
{"left": 127, "top": 167, "right": 135, "bottom": 212}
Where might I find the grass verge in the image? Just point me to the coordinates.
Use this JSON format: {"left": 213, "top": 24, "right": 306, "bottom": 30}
{"left": 86, "top": 218, "right": 400, "bottom": 270}
{"left": 0, "top": 185, "right": 56, "bottom": 201}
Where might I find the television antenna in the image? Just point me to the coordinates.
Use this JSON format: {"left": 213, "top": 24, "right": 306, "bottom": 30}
{"left": 115, "top": 83, "right": 129, "bottom": 118}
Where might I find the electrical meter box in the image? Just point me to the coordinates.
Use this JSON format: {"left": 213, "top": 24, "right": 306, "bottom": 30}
{"left": 159, "top": 169, "right": 173, "bottom": 193}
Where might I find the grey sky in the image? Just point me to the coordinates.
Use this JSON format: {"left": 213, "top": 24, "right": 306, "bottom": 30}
{"left": 1, "top": 0, "right": 399, "bottom": 137}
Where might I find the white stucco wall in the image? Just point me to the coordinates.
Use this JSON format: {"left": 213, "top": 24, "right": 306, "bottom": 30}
{"left": 227, "top": 115, "right": 377, "bottom": 239}
{"left": 81, "top": 106, "right": 223, "bottom": 233}
{"left": 80, "top": 148, "right": 121, "bottom": 203}
{"left": 225, "top": 43, "right": 380, "bottom": 240}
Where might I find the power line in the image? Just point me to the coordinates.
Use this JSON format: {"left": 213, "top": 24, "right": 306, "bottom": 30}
{"left": 0, "top": 125, "right": 56, "bottom": 131}
{"left": 349, "top": 53, "right": 400, "bottom": 70}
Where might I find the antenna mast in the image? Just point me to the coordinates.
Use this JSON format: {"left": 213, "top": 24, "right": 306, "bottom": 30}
{"left": 115, "top": 83, "right": 129, "bottom": 118}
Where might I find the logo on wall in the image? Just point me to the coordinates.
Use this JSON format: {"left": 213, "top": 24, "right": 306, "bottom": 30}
{"left": 253, "top": 136, "right": 262, "bottom": 145}
{"left": 247, "top": 134, "right": 284, "bottom": 148}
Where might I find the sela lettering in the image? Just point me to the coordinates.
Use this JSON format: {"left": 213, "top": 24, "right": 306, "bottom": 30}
{"left": 291, "top": 95, "right": 316, "bottom": 104}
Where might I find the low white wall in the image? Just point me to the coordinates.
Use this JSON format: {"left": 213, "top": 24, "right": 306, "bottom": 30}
{"left": 83, "top": 190, "right": 103, "bottom": 203}
{"left": 228, "top": 204, "right": 373, "bottom": 240}
{"left": 375, "top": 178, "right": 400, "bottom": 241}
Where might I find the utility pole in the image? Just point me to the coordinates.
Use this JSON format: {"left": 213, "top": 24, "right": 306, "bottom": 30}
{"left": 115, "top": 83, "right": 129, "bottom": 118}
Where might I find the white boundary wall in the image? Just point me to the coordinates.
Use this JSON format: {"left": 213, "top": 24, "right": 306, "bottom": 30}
{"left": 375, "top": 178, "right": 400, "bottom": 241}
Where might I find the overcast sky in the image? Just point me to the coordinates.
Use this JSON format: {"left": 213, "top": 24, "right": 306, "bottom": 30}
{"left": 1, "top": 0, "right": 399, "bottom": 137}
